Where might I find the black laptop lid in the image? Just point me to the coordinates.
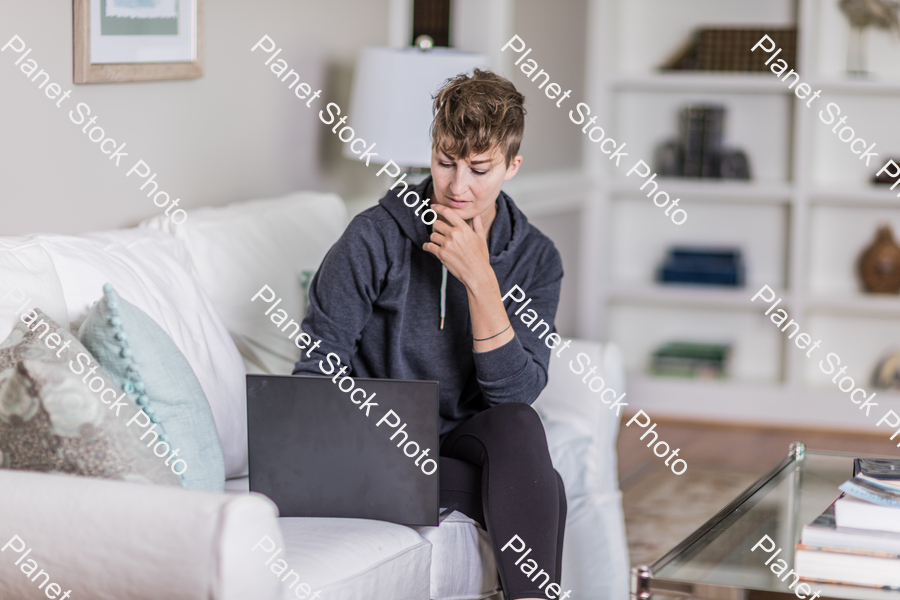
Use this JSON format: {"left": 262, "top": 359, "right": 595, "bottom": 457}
{"left": 247, "top": 374, "right": 439, "bottom": 526}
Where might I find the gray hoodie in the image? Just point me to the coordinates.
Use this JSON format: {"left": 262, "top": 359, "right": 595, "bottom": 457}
{"left": 293, "top": 176, "right": 563, "bottom": 435}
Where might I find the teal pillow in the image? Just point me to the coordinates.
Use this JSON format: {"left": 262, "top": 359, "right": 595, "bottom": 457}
{"left": 78, "top": 284, "right": 225, "bottom": 491}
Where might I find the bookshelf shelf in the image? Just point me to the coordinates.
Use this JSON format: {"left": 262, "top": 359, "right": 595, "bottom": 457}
{"left": 625, "top": 375, "right": 900, "bottom": 430}
{"left": 807, "top": 294, "right": 900, "bottom": 318}
{"left": 811, "top": 187, "right": 900, "bottom": 208}
{"left": 609, "top": 284, "right": 783, "bottom": 311}
{"left": 810, "top": 79, "right": 900, "bottom": 96}
{"left": 580, "top": 0, "right": 900, "bottom": 430}
{"left": 610, "top": 179, "right": 793, "bottom": 204}
{"left": 611, "top": 73, "right": 792, "bottom": 94}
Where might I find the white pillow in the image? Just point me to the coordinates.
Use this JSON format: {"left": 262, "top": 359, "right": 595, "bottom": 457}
{"left": 36, "top": 228, "right": 249, "bottom": 478}
{"left": 0, "top": 240, "right": 69, "bottom": 342}
{"left": 142, "top": 191, "right": 348, "bottom": 375}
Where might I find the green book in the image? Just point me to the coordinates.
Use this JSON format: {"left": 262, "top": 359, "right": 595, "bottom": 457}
{"left": 650, "top": 342, "right": 731, "bottom": 378}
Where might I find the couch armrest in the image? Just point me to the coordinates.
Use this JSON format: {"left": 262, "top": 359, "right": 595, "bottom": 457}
{"left": 0, "top": 470, "right": 283, "bottom": 600}
{"left": 534, "top": 338, "right": 625, "bottom": 497}
{"left": 534, "top": 339, "right": 630, "bottom": 600}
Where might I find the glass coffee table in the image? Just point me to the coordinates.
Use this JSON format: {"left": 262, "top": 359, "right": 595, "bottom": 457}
{"left": 631, "top": 443, "right": 900, "bottom": 600}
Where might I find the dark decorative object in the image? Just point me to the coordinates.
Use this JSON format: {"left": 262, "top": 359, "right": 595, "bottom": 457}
{"left": 680, "top": 105, "right": 723, "bottom": 177}
{"left": 873, "top": 158, "right": 900, "bottom": 185}
{"left": 654, "top": 141, "right": 684, "bottom": 177}
{"left": 719, "top": 150, "right": 752, "bottom": 179}
{"left": 858, "top": 224, "right": 900, "bottom": 293}
{"left": 872, "top": 350, "right": 900, "bottom": 390}
{"left": 655, "top": 105, "right": 751, "bottom": 180}
{"left": 839, "top": 0, "right": 900, "bottom": 75}
{"left": 413, "top": 0, "right": 452, "bottom": 47}
{"left": 661, "top": 27, "right": 797, "bottom": 72}
{"left": 658, "top": 247, "right": 745, "bottom": 287}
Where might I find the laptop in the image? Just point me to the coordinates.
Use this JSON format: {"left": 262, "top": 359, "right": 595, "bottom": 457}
{"left": 246, "top": 374, "right": 440, "bottom": 526}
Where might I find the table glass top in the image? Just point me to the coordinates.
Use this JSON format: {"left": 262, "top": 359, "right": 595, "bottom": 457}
{"left": 650, "top": 450, "right": 900, "bottom": 600}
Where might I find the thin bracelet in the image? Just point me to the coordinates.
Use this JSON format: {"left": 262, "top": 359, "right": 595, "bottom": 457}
{"left": 473, "top": 324, "right": 512, "bottom": 342}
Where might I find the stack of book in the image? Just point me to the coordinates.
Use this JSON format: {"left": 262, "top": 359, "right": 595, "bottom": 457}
{"left": 650, "top": 342, "right": 730, "bottom": 379}
{"left": 661, "top": 27, "right": 797, "bottom": 72}
{"left": 654, "top": 105, "right": 751, "bottom": 180}
{"left": 796, "top": 459, "right": 900, "bottom": 588}
{"left": 682, "top": 105, "right": 723, "bottom": 178}
{"left": 657, "top": 246, "right": 745, "bottom": 287}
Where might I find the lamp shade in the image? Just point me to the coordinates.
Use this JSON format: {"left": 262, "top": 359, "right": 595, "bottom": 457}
{"left": 344, "top": 47, "right": 486, "bottom": 168}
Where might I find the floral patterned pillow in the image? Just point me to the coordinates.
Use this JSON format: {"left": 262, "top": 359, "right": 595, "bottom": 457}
{"left": 0, "top": 308, "right": 180, "bottom": 485}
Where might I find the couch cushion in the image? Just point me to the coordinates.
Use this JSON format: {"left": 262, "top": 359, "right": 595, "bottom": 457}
{"left": 277, "top": 518, "right": 431, "bottom": 600}
{"left": 78, "top": 284, "right": 225, "bottom": 491}
{"left": 0, "top": 311, "right": 180, "bottom": 486}
{"left": 228, "top": 478, "right": 501, "bottom": 600}
{"left": 33, "top": 229, "right": 249, "bottom": 478}
{"left": 142, "top": 191, "right": 348, "bottom": 376}
{"left": 226, "top": 476, "right": 432, "bottom": 600}
{"left": 412, "top": 511, "right": 500, "bottom": 600}
{"left": 0, "top": 240, "right": 68, "bottom": 343}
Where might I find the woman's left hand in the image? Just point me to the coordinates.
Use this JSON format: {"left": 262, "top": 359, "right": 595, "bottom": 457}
{"left": 423, "top": 204, "right": 493, "bottom": 291}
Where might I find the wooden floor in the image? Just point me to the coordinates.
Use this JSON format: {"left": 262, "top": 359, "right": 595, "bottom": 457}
{"left": 617, "top": 415, "right": 900, "bottom": 491}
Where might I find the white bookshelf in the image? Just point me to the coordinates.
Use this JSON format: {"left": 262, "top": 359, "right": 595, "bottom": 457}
{"left": 577, "top": 0, "right": 900, "bottom": 432}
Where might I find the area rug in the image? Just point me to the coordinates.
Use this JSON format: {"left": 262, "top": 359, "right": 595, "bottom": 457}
{"left": 622, "top": 467, "right": 760, "bottom": 568}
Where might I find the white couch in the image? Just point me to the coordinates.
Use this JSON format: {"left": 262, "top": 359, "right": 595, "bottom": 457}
{"left": 0, "top": 191, "right": 629, "bottom": 600}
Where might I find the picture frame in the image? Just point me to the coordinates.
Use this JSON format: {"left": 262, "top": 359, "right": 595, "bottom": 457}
{"left": 73, "top": 0, "right": 204, "bottom": 84}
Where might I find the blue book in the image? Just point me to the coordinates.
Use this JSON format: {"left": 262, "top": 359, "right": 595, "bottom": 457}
{"left": 658, "top": 247, "right": 744, "bottom": 287}
{"left": 840, "top": 474, "right": 900, "bottom": 508}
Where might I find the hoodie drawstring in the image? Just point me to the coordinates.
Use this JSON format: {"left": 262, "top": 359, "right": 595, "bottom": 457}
{"left": 440, "top": 265, "right": 448, "bottom": 330}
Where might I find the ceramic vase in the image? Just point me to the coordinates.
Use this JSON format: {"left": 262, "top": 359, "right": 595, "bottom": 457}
{"left": 859, "top": 225, "right": 900, "bottom": 294}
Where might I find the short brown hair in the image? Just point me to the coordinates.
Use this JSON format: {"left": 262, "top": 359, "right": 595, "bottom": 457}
{"left": 431, "top": 69, "right": 526, "bottom": 167}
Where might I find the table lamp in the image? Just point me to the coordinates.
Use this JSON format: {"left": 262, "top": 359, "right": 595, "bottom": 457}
{"left": 344, "top": 43, "right": 486, "bottom": 171}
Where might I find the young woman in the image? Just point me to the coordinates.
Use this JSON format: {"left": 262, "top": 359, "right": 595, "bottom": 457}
{"left": 294, "top": 69, "right": 566, "bottom": 600}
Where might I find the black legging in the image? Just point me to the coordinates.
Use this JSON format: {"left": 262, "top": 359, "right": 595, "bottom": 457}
{"left": 439, "top": 402, "right": 566, "bottom": 599}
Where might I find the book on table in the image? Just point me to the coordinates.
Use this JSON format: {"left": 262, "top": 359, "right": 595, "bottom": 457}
{"left": 801, "top": 503, "right": 900, "bottom": 555}
{"left": 795, "top": 544, "right": 900, "bottom": 588}
{"left": 854, "top": 458, "right": 900, "bottom": 480}
{"left": 839, "top": 473, "right": 900, "bottom": 508}
{"left": 834, "top": 495, "right": 900, "bottom": 533}
{"left": 796, "top": 458, "right": 900, "bottom": 588}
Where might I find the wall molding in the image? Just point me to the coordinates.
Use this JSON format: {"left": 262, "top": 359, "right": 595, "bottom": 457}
{"left": 503, "top": 169, "right": 589, "bottom": 218}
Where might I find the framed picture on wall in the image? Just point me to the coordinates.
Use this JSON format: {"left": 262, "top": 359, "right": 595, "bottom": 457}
{"left": 73, "top": 0, "right": 204, "bottom": 83}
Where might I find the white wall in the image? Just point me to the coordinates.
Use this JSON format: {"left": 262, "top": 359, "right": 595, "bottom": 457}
{"left": 510, "top": 0, "right": 587, "bottom": 175}
{"left": 529, "top": 211, "right": 581, "bottom": 337}
{"left": 509, "top": 0, "right": 587, "bottom": 337}
{"left": 1, "top": 0, "right": 391, "bottom": 235}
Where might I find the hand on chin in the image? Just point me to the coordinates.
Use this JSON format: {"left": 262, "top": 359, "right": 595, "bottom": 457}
{"left": 435, "top": 201, "right": 473, "bottom": 224}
